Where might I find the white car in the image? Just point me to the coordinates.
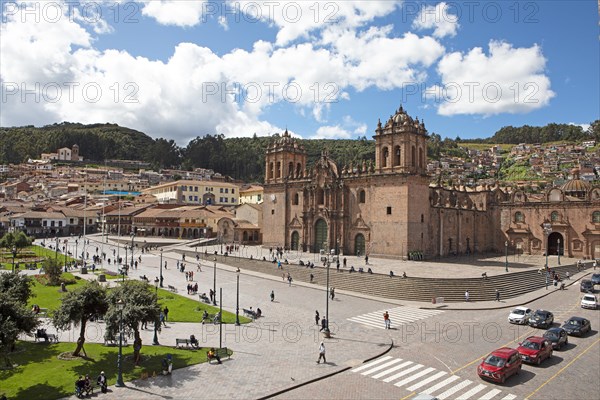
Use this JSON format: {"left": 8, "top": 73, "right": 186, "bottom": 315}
{"left": 581, "top": 294, "right": 599, "bottom": 310}
{"left": 508, "top": 306, "right": 532, "bottom": 324}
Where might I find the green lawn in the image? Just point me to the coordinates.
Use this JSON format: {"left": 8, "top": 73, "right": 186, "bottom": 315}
{"left": 27, "top": 273, "right": 87, "bottom": 312}
{"left": 0, "top": 341, "right": 209, "bottom": 400}
{"left": 1, "top": 245, "right": 75, "bottom": 270}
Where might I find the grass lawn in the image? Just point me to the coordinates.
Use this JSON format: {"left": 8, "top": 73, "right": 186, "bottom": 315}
{"left": 157, "top": 288, "right": 252, "bottom": 324}
{"left": 1, "top": 245, "right": 75, "bottom": 270}
{"left": 27, "top": 273, "right": 87, "bottom": 312}
{"left": 0, "top": 341, "right": 209, "bottom": 400}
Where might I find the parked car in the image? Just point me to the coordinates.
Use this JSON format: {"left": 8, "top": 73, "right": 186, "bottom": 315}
{"left": 517, "top": 336, "right": 553, "bottom": 365}
{"left": 528, "top": 310, "right": 554, "bottom": 329}
{"left": 591, "top": 273, "right": 600, "bottom": 286}
{"left": 581, "top": 294, "right": 599, "bottom": 310}
{"left": 580, "top": 279, "right": 594, "bottom": 293}
{"left": 562, "top": 317, "right": 592, "bottom": 336}
{"left": 543, "top": 327, "right": 569, "bottom": 350}
{"left": 508, "top": 306, "right": 532, "bottom": 324}
{"left": 477, "top": 347, "right": 522, "bottom": 384}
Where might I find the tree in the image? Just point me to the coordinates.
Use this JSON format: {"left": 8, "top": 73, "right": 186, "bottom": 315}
{"left": 52, "top": 281, "right": 109, "bottom": 357}
{"left": 105, "top": 281, "right": 160, "bottom": 365}
{"left": 0, "top": 231, "right": 33, "bottom": 255}
{"left": 0, "top": 275, "right": 39, "bottom": 368}
{"left": 42, "top": 257, "right": 62, "bottom": 286}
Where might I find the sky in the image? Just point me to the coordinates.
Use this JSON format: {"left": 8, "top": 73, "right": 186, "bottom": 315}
{"left": 1, "top": 0, "right": 598, "bottom": 145}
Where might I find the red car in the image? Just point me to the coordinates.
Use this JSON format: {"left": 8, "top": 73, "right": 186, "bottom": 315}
{"left": 477, "top": 347, "right": 522, "bottom": 384}
{"left": 517, "top": 336, "right": 553, "bottom": 365}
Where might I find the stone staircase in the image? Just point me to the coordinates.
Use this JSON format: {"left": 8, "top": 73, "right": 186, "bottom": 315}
{"left": 181, "top": 251, "right": 582, "bottom": 303}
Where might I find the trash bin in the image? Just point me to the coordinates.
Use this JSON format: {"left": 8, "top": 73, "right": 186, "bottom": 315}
{"left": 98, "top": 274, "right": 106, "bottom": 282}
{"left": 81, "top": 267, "right": 88, "bottom": 274}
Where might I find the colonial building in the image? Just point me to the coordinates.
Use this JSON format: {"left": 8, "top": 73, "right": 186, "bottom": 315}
{"left": 262, "top": 105, "right": 600, "bottom": 260}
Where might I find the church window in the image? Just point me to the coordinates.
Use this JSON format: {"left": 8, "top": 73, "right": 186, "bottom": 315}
{"left": 359, "top": 190, "right": 366, "bottom": 204}
{"left": 515, "top": 211, "right": 524, "bottom": 223}
{"left": 387, "top": 207, "right": 392, "bottom": 215}
{"left": 394, "top": 146, "right": 401, "bottom": 166}
{"left": 550, "top": 211, "right": 559, "bottom": 222}
{"left": 382, "top": 147, "right": 389, "bottom": 167}
{"left": 421, "top": 214, "right": 424, "bottom": 223}
{"left": 293, "top": 193, "right": 299, "bottom": 205}
{"left": 317, "top": 188, "right": 325, "bottom": 205}
{"left": 411, "top": 146, "right": 416, "bottom": 167}
{"left": 276, "top": 162, "right": 281, "bottom": 178}
{"left": 593, "top": 211, "right": 600, "bottom": 223}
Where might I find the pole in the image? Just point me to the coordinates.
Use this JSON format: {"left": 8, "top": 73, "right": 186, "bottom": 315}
{"left": 159, "top": 249, "right": 164, "bottom": 288}
{"left": 326, "top": 259, "right": 330, "bottom": 330}
{"left": 219, "top": 288, "right": 223, "bottom": 349}
{"left": 75, "top": 240, "right": 78, "bottom": 265}
{"left": 213, "top": 257, "right": 217, "bottom": 305}
{"left": 55, "top": 236, "right": 59, "bottom": 261}
{"left": 153, "top": 285, "right": 160, "bottom": 345}
{"left": 116, "top": 305, "right": 124, "bottom": 387}
{"left": 235, "top": 273, "right": 240, "bottom": 326}
{"left": 131, "top": 233, "right": 135, "bottom": 269}
{"left": 557, "top": 239, "right": 561, "bottom": 265}
{"left": 12, "top": 246, "right": 16, "bottom": 273}
{"left": 504, "top": 241, "right": 508, "bottom": 272}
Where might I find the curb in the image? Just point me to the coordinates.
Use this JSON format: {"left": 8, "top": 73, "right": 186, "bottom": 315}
{"left": 257, "top": 339, "right": 395, "bottom": 400}
{"left": 420, "top": 272, "right": 593, "bottom": 311}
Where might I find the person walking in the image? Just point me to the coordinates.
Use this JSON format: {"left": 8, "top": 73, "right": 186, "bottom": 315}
{"left": 270, "top": 290, "right": 275, "bottom": 302}
{"left": 160, "top": 311, "right": 166, "bottom": 327}
{"left": 287, "top": 274, "right": 293, "bottom": 286}
{"left": 330, "top": 287, "right": 335, "bottom": 300}
{"left": 465, "top": 290, "right": 470, "bottom": 302}
{"left": 319, "top": 317, "right": 327, "bottom": 332}
{"left": 383, "top": 311, "right": 391, "bottom": 329}
{"left": 495, "top": 289, "right": 500, "bottom": 302}
{"left": 315, "top": 310, "right": 320, "bottom": 325}
{"left": 163, "top": 306, "right": 169, "bottom": 321}
{"left": 310, "top": 273, "right": 314, "bottom": 283}
{"left": 316, "top": 341, "right": 326, "bottom": 364}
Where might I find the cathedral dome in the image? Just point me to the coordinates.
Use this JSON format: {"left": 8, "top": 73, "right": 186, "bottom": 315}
{"left": 561, "top": 169, "right": 590, "bottom": 198}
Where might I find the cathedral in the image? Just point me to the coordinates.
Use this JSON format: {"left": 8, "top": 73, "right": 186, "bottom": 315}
{"left": 261, "top": 105, "right": 600, "bottom": 260}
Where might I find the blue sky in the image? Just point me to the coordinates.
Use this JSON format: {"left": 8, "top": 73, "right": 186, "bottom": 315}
{"left": 1, "top": 1, "right": 598, "bottom": 144}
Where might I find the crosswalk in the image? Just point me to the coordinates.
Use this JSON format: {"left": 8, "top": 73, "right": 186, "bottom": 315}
{"left": 347, "top": 306, "right": 444, "bottom": 329}
{"left": 352, "top": 356, "right": 517, "bottom": 400}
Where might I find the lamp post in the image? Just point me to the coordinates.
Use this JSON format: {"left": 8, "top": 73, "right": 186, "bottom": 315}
{"left": 55, "top": 235, "right": 59, "bottom": 261}
{"left": 116, "top": 299, "right": 125, "bottom": 387}
{"left": 543, "top": 222, "right": 552, "bottom": 290}
{"left": 235, "top": 271, "right": 240, "bottom": 326}
{"left": 11, "top": 245, "right": 17, "bottom": 273}
{"left": 64, "top": 239, "right": 68, "bottom": 271}
{"left": 557, "top": 238, "right": 561, "bottom": 265}
{"left": 504, "top": 241, "right": 509, "bottom": 272}
{"left": 130, "top": 232, "right": 135, "bottom": 269}
{"left": 323, "top": 240, "right": 331, "bottom": 335}
{"left": 219, "top": 288, "right": 223, "bottom": 349}
{"left": 75, "top": 239, "right": 78, "bottom": 265}
{"left": 213, "top": 257, "right": 217, "bottom": 305}
{"left": 153, "top": 280, "right": 160, "bottom": 345}
{"left": 159, "top": 248, "right": 164, "bottom": 288}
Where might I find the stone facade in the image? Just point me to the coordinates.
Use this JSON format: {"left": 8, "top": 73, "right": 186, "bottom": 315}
{"left": 262, "top": 105, "right": 600, "bottom": 260}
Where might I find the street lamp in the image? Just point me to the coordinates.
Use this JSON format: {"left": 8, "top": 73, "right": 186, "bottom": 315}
{"left": 11, "top": 245, "right": 17, "bottom": 273}
{"left": 75, "top": 239, "right": 78, "bottom": 265}
{"left": 557, "top": 238, "right": 561, "bottom": 265}
{"left": 153, "top": 280, "right": 160, "bottom": 345}
{"left": 213, "top": 257, "right": 217, "bottom": 305}
{"left": 116, "top": 299, "right": 125, "bottom": 387}
{"left": 235, "top": 271, "right": 240, "bottom": 326}
{"left": 504, "top": 241, "right": 509, "bottom": 272}
{"left": 543, "top": 222, "right": 552, "bottom": 290}
{"left": 130, "top": 232, "right": 135, "bottom": 269}
{"left": 159, "top": 248, "right": 164, "bottom": 288}
{"left": 323, "top": 241, "right": 331, "bottom": 336}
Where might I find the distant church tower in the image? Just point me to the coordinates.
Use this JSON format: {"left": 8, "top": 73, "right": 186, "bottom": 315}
{"left": 374, "top": 105, "right": 428, "bottom": 175}
{"left": 264, "top": 129, "right": 307, "bottom": 183}
{"left": 71, "top": 144, "right": 80, "bottom": 161}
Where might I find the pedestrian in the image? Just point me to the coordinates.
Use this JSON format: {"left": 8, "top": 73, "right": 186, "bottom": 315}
{"left": 465, "top": 290, "right": 470, "bottom": 302}
{"left": 282, "top": 273, "right": 285, "bottom": 281}
{"left": 315, "top": 310, "right": 320, "bottom": 325}
{"left": 163, "top": 306, "right": 169, "bottom": 321}
{"left": 566, "top": 271, "right": 570, "bottom": 280}
{"left": 495, "top": 289, "right": 500, "bottom": 302}
{"left": 164, "top": 261, "right": 168, "bottom": 270}
{"left": 343, "top": 257, "right": 347, "bottom": 268}
{"left": 594, "top": 259, "right": 598, "bottom": 270}
{"left": 316, "top": 341, "right": 326, "bottom": 364}
{"left": 383, "top": 311, "right": 390, "bottom": 329}
{"left": 336, "top": 260, "right": 340, "bottom": 271}
{"left": 330, "top": 287, "right": 335, "bottom": 300}
{"left": 319, "top": 317, "right": 327, "bottom": 331}
{"left": 288, "top": 275, "right": 293, "bottom": 286}
{"left": 310, "top": 273, "right": 314, "bottom": 283}
{"left": 160, "top": 311, "right": 166, "bottom": 327}
{"left": 270, "top": 290, "right": 275, "bottom": 302}
{"left": 365, "top": 255, "right": 369, "bottom": 265}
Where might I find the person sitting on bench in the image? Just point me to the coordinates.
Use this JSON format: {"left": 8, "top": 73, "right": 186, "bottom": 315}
{"left": 37, "top": 328, "right": 49, "bottom": 342}
{"left": 403, "top": 271, "right": 407, "bottom": 279}
{"left": 389, "top": 270, "right": 394, "bottom": 278}
{"left": 481, "top": 272, "right": 487, "bottom": 279}
{"left": 367, "top": 268, "right": 373, "bottom": 274}
{"left": 256, "top": 308, "right": 262, "bottom": 318}
{"left": 199, "top": 293, "right": 209, "bottom": 302}
{"left": 358, "top": 267, "right": 364, "bottom": 273}
{"left": 189, "top": 334, "right": 199, "bottom": 347}
{"left": 349, "top": 266, "right": 355, "bottom": 273}
{"left": 201, "top": 310, "right": 209, "bottom": 324}
{"left": 299, "top": 260, "right": 305, "bottom": 266}
{"left": 208, "top": 348, "right": 222, "bottom": 364}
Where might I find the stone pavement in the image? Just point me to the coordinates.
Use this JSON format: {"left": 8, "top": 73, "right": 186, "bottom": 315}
{"left": 20, "top": 235, "right": 596, "bottom": 399}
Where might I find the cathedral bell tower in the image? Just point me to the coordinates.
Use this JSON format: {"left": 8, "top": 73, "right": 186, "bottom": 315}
{"left": 374, "top": 105, "right": 428, "bottom": 175}
{"left": 264, "top": 129, "right": 307, "bottom": 184}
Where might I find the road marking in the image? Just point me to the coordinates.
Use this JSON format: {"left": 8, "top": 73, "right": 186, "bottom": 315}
{"left": 371, "top": 361, "right": 413, "bottom": 379}
{"left": 361, "top": 358, "right": 404, "bottom": 375}
{"left": 436, "top": 379, "right": 472, "bottom": 399}
{"left": 500, "top": 394, "right": 516, "bottom": 400}
{"left": 382, "top": 364, "right": 423, "bottom": 383}
{"left": 351, "top": 355, "right": 392, "bottom": 372}
{"left": 393, "top": 367, "right": 436, "bottom": 387}
{"left": 421, "top": 375, "right": 461, "bottom": 395}
{"left": 478, "top": 388, "right": 501, "bottom": 399}
{"left": 348, "top": 306, "right": 443, "bottom": 329}
{"left": 525, "top": 337, "right": 600, "bottom": 399}
{"left": 406, "top": 370, "right": 448, "bottom": 391}
{"left": 458, "top": 383, "right": 487, "bottom": 399}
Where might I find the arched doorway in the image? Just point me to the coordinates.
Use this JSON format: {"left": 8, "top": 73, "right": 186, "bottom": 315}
{"left": 355, "top": 233, "right": 365, "bottom": 256}
{"left": 291, "top": 231, "right": 299, "bottom": 251}
{"left": 314, "top": 219, "right": 328, "bottom": 252}
{"left": 547, "top": 232, "right": 564, "bottom": 256}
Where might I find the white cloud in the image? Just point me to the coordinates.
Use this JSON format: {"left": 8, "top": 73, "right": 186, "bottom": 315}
{"left": 569, "top": 122, "right": 591, "bottom": 131}
{"left": 412, "top": 2, "right": 459, "bottom": 38}
{"left": 313, "top": 125, "right": 353, "bottom": 139}
{"left": 218, "top": 15, "right": 229, "bottom": 30}
{"left": 141, "top": 0, "right": 208, "bottom": 27}
{"left": 428, "top": 41, "right": 555, "bottom": 116}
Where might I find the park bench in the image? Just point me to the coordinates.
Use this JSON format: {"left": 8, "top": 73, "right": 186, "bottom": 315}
{"left": 201, "top": 313, "right": 218, "bottom": 324}
{"left": 139, "top": 275, "right": 149, "bottom": 282}
{"left": 168, "top": 285, "right": 177, "bottom": 293}
{"left": 35, "top": 330, "right": 58, "bottom": 343}
{"left": 243, "top": 308, "right": 256, "bottom": 319}
{"left": 207, "top": 347, "right": 230, "bottom": 364}
{"left": 104, "top": 335, "right": 128, "bottom": 346}
{"left": 37, "top": 308, "right": 49, "bottom": 318}
{"left": 175, "top": 338, "right": 199, "bottom": 349}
